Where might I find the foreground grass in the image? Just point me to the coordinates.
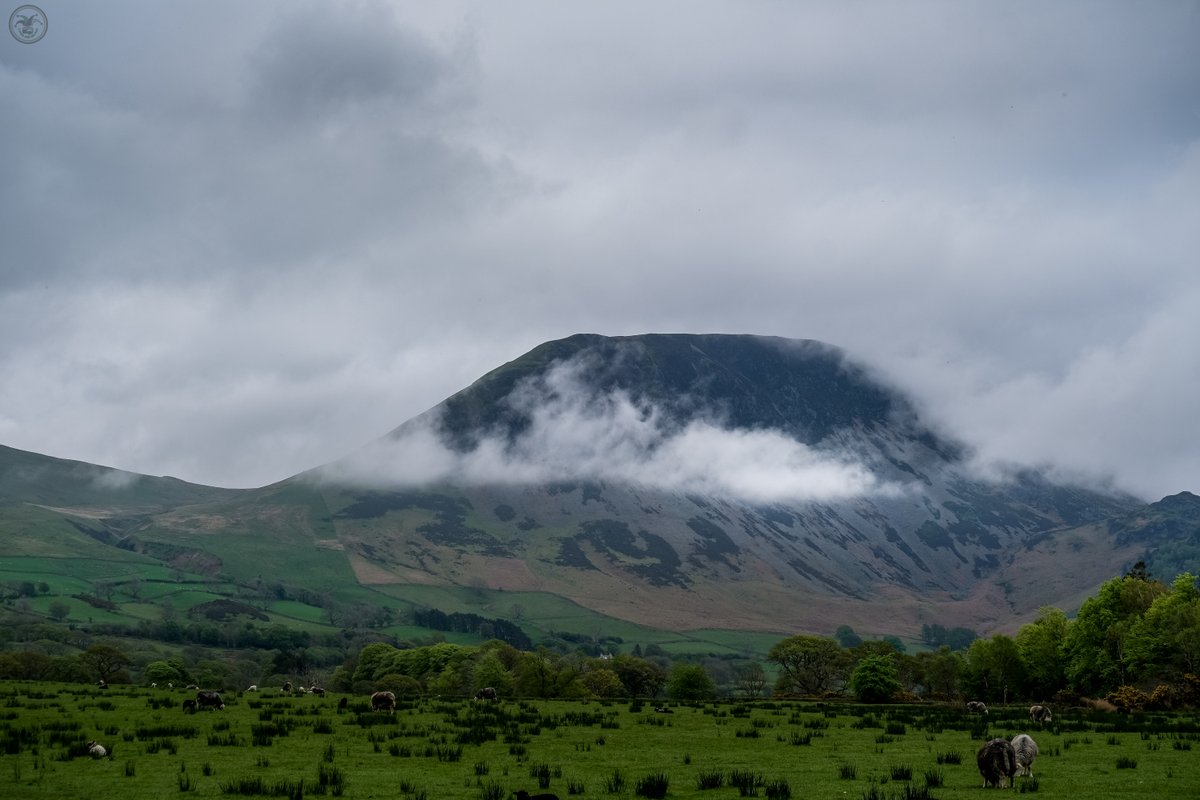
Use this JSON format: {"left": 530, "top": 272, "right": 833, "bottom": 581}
{"left": 2, "top": 683, "right": 1198, "bottom": 799}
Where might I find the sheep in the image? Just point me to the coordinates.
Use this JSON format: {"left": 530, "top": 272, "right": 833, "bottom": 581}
{"left": 515, "top": 791, "right": 560, "bottom": 800}
{"left": 86, "top": 740, "right": 107, "bottom": 758}
{"left": 977, "top": 737, "right": 1017, "bottom": 788}
{"left": 1029, "top": 704, "right": 1052, "bottom": 724}
{"left": 182, "top": 698, "right": 197, "bottom": 713}
{"left": 474, "top": 686, "right": 498, "bottom": 700}
{"left": 282, "top": 681, "right": 292, "bottom": 693}
{"left": 370, "top": 690, "right": 396, "bottom": 712}
{"left": 247, "top": 684, "right": 258, "bottom": 692}
{"left": 966, "top": 700, "right": 989, "bottom": 714}
{"left": 310, "top": 686, "right": 326, "bottom": 696}
{"left": 337, "top": 697, "right": 348, "bottom": 711}
{"left": 1011, "top": 733, "right": 1039, "bottom": 777}
{"left": 196, "top": 690, "right": 225, "bottom": 710}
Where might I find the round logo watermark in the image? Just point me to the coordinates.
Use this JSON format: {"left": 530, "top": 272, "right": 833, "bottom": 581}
{"left": 9, "top": 4, "right": 47, "bottom": 44}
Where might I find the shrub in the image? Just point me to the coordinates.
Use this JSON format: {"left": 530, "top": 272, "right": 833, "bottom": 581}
{"left": 1106, "top": 685, "right": 1149, "bottom": 712}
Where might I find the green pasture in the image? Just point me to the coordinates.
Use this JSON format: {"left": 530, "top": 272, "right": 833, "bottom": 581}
{"left": 377, "top": 585, "right": 783, "bottom": 659}
{"left": 2, "top": 683, "right": 1197, "bottom": 800}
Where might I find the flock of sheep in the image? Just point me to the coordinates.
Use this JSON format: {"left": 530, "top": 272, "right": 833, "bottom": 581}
{"left": 971, "top": 702, "right": 1052, "bottom": 789}
{"left": 82, "top": 685, "right": 1053, "bottom": 792}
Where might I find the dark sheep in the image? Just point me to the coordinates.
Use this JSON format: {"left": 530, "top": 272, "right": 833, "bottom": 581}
{"left": 182, "top": 698, "right": 197, "bottom": 714}
{"left": 966, "top": 700, "right": 989, "bottom": 714}
{"left": 474, "top": 686, "right": 498, "bottom": 700}
{"left": 311, "top": 686, "right": 326, "bottom": 696}
{"left": 196, "top": 690, "right": 225, "bottom": 710}
{"left": 337, "top": 697, "right": 348, "bottom": 710}
{"left": 1029, "top": 704, "right": 1052, "bottom": 723}
{"left": 370, "top": 690, "right": 396, "bottom": 712}
{"left": 515, "top": 791, "right": 560, "bottom": 800}
{"left": 282, "top": 681, "right": 292, "bottom": 693}
{"left": 977, "top": 737, "right": 1017, "bottom": 788}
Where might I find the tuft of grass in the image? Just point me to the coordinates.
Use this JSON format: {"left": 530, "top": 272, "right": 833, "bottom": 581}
{"left": 697, "top": 769, "right": 725, "bottom": 790}
{"left": 764, "top": 778, "right": 791, "bottom": 800}
{"left": 635, "top": 771, "right": 669, "bottom": 799}
{"left": 603, "top": 769, "right": 626, "bottom": 794}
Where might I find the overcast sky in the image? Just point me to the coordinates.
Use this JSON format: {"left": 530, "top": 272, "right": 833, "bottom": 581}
{"left": 1, "top": 1, "right": 1197, "bottom": 500}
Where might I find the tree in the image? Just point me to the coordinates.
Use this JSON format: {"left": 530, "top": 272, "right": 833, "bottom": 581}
{"left": 914, "top": 646, "right": 962, "bottom": 699}
{"left": 610, "top": 655, "right": 667, "bottom": 698}
{"left": 1015, "top": 607, "right": 1070, "bottom": 700}
{"left": 1127, "top": 573, "right": 1200, "bottom": 681}
{"left": 79, "top": 644, "right": 131, "bottom": 684}
{"left": 580, "top": 668, "right": 625, "bottom": 698}
{"left": 471, "top": 651, "right": 515, "bottom": 696}
{"left": 143, "top": 659, "right": 185, "bottom": 685}
{"left": 849, "top": 655, "right": 901, "bottom": 703}
{"left": 835, "top": 625, "right": 863, "bottom": 648}
{"left": 666, "top": 663, "right": 716, "bottom": 702}
{"left": 48, "top": 601, "right": 71, "bottom": 622}
{"left": 734, "top": 662, "right": 768, "bottom": 699}
{"left": 768, "top": 635, "right": 848, "bottom": 696}
{"left": 963, "top": 635, "right": 1025, "bottom": 703}
{"left": 1064, "top": 571, "right": 1168, "bottom": 694}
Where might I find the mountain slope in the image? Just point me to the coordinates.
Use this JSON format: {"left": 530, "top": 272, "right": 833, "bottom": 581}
{"left": 2, "top": 334, "right": 1194, "bottom": 642}
{"left": 308, "top": 334, "right": 1153, "bottom": 633}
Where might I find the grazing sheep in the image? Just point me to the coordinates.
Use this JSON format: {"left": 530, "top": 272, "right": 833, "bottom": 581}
{"left": 370, "top": 690, "right": 396, "bottom": 712}
{"left": 196, "top": 690, "right": 225, "bottom": 710}
{"left": 515, "top": 791, "right": 560, "bottom": 800}
{"left": 1011, "top": 733, "right": 1039, "bottom": 777}
{"left": 182, "top": 699, "right": 197, "bottom": 713}
{"left": 247, "top": 684, "right": 257, "bottom": 692}
{"left": 977, "top": 738, "right": 1017, "bottom": 788}
{"left": 337, "top": 697, "right": 348, "bottom": 711}
{"left": 1029, "top": 704, "right": 1052, "bottom": 724}
{"left": 966, "top": 700, "right": 989, "bottom": 714}
{"left": 86, "top": 740, "right": 107, "bottom": 758}
{"left": 474, "top": 686, "right": 498, "bottom": 701}
{"left": 96, "top": 680, "right": 107, "bottom": 690}
{"left": 282, "top": 681, "right": 292, "bottom": 693}
{"left": 311, "top": 686, "right": 326, "bottom": 696}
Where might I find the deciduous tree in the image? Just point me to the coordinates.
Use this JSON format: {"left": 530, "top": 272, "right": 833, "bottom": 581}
{"left": 768, "top": 635, "right": 848, "bottom": 696}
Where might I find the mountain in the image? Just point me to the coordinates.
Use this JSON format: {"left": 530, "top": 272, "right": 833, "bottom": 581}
{"left": 2, "top": 334, "right": 1196, "bottom": 646}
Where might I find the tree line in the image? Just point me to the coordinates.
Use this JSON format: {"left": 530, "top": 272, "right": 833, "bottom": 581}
{"left": 1, "top": 565, "right": 1196, "bottom": 709}
{"left": 771, "top": 565, "right": 1200, "bottom": 709}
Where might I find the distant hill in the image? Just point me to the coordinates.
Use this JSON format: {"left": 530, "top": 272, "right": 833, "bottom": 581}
{"left": 2, "top": 334, "right": 1196, "bottom": 648}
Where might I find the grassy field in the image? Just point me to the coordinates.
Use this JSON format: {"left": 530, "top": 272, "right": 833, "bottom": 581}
{"left": 2, "top": 682, "right": 1197, "bottom": 800}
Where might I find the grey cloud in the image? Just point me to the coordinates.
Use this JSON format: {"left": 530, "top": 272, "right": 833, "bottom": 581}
{"left": 0, "top": 2, "right": 1196, "bottom": 497}
{"left": 320, "top": 357, "right": 894, "bottom": 503}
